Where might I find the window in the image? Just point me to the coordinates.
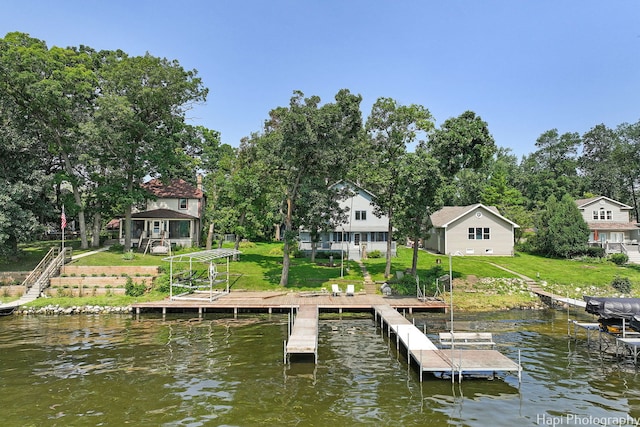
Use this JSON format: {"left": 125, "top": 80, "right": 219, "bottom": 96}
{"left": 179, "top": 198, "right": 188, "bottom": 210}
{"left": 468, "top": 227, "right": 490, "bottom": 240}
{"left": 371, "top": 232, "right": 388, "bottom": 242}
{"left": 593, "top": 210, "right": 599, "bottom": 220}
{"left": 607, "top": 210, "right": 612, "bottom": 220}
{"left": 599, "top": 209, "right": 606, "bottom": 220}
{"left": 355, "top": 210, "right": 367, "bottom": 220}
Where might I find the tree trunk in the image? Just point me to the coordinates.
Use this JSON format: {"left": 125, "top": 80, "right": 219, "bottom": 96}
{"left": 91, "top": 210, "right": 101, "bottom": 247}
{"left": 279, "top": 197, "right": 293, "bottom": 286}
{"left": 384, "top": 209, "right": 393, "bottom": 278}
{"left": 124, "top": 176, "right": 134, "bottom": 251}
{"left": 61, "top": 152, "right": 88, "bottom": 249}
{"left": 411, "top": 234, "right": 419, "bottom": 276}
{"left": 206, "top": 223, "right": 214, "bottom": 250}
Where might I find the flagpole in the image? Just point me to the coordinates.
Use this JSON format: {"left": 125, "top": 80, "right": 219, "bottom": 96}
{"left": 61, "top": 205, "right": 66, "bottom": 273}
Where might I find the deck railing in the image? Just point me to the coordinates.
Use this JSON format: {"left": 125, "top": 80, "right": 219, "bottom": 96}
{"left": 22, "top": 247, "right": 71, "bottom": 295}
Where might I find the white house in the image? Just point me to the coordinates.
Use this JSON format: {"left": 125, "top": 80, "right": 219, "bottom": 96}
{"left": 298, "top": 181, "right": 396, "bottom": 259}
{"left": 424, "top": 204, "right": 519, "bottom": 256}
{"left": 575, "top": 196, "right": 640, "bottom": 250}
{"left": 119, "top": 177, "right": 204, "bottom": 249}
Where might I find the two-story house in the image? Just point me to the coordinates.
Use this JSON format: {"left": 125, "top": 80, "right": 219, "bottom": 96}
{"left": 575, "top": 196, "right": 640, "bottom": 250}
{"left": 423, "top": 204, "right": 519, "bottom": 256}
{"left": 119, "top": 177, "right": 204, "bottom": 249}
{"left": 298, "top": 181, "right": 396, "bottom": 260}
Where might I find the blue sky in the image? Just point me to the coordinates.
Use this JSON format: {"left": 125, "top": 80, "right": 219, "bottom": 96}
{"left": 2, "top": 1, "right": 639, "bottom": 157}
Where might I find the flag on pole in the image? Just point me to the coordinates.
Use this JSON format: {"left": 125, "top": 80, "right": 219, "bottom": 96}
{"left": 61, "top": 206, "right": 67, "bottom": 230}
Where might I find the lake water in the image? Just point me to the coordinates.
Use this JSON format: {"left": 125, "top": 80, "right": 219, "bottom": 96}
{"left": 1, "top": 309, "right": 639, "bottom": 426}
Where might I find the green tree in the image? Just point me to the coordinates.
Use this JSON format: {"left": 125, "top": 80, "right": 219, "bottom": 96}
{"left": 363, "top": 98, "right": 434, "bottom": 278}
{"left": 395, "top": 147, "right": 442, "bottom": 275}
{"left": 254, "top": 90, "right": 362, "bottom": 286}
{"left": 580, "top": 124, "right": 622, "bottom": 200}
{"left": 534, "top": 193, "right": 589, "bottom": 258}
{"left": 93, "top": 51, "right": 208, "bottom": 250}
{"left": 615, "top": 120, "right": 640, "bottom": 221}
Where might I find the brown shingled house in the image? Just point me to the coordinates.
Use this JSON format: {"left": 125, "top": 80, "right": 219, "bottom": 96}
{"left": 119, "top": 177, "right": 204, "bottom": 250}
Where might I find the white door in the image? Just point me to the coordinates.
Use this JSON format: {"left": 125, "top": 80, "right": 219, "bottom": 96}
{"left": 151, "top": 220, "right": 161, "bottom": 238}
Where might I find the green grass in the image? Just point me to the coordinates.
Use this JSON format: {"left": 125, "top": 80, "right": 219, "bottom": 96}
{"left": 364, "top": 247, "right": 640, "bottom": 300}
{"left": 9, "top": 239, "right": 640, "bottom": 310}
{"left": 0, "top": 239, "right": 92, "bottom": 271}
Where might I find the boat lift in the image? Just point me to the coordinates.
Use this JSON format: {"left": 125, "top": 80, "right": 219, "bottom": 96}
{"left": 163, "top": 249, "right": 242, "bottom": 302}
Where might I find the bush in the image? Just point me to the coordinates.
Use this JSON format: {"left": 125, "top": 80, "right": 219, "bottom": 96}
{"left": 609, "top": 253, "right": 629, "bottom": 265}
{"left": 154, "top": 274, "right": 170, "bottom": 293}
{"left": 239, "top": 240, "right": 256, "bottom": 248}
{"left": 125, "top": 277, "right": 146, "bottom": 297}
{"left": 109, "top": 243, "right": 124, "bottom": 252}
{"left": 389, "top": 274, "right": 417, "bottom": 296}
{"left": 367, "top": 250, "right": 382, "bottom": 258}
{"left": 585, "top": 246, "right": 606, "bottom": 258}
{"left": 611, "top": 276, "right": 632, "bottom": 294}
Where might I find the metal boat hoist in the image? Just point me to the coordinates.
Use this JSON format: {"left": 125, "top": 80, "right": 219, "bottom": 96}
{"left": 164, "top": 249, "right": 241, "bottom": 302}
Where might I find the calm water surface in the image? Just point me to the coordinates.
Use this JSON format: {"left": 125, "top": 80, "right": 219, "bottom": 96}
{"left": 1, "top": 309, "right": 639, "bottom": 426}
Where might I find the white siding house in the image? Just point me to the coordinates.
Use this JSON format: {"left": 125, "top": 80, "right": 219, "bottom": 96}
{"left": 119, "top": 178, "right": 205, "bottom": 248}
{"left": 424, "top": 204, "right": 519, "bottom": 256}
{"left": 298, "top": 182, "right": 396, "bottom": 259}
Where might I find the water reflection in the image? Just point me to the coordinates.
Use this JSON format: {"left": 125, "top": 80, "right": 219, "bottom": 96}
{"left": 1, "top": 310, "right": 640, "bottom": 426}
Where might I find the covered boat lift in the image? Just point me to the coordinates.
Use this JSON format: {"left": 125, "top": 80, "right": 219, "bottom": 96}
{"left": 164, "top": 249, "right": 242, "bottom": 302}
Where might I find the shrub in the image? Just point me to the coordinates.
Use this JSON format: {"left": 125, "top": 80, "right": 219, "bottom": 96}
{"left": 125, "top": 277, "right": 146, "bottom": 297}
{"left": 154, "top": 274, "right": 171, "bottom": 293}
{"left": 367, "top": 250, "right": 382, "bottom": 258}
{"left": 611, "top": 276, "right": 632, "bottom": 294}
{"left": 109, "top": 243, "right": 124, "bottom": 252}
{"left": 389, "top": 274, "right": 417, "bottom": 296}
{"left": 122, "top": 250, "right": 135, "bottom": 261}
{"left": 586, "top": 246, "right": 606, "bottom": 258}
{"left": 609, "top": 253, "right": 629, "bottom": 266}
{"left": 239, "top": 240, "right": 256, "bottom": 248}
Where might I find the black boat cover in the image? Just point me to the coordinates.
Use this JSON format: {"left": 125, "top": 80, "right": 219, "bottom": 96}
{"left": 584, "top": 296, "right": 640, "bottom": 319}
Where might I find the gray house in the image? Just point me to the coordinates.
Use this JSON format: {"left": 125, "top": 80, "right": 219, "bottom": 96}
{"left": 576, "top": 196, "right": 640, "bottom": 251}
{"left": 424, "top": 204, "right": 519, "bottom": 256}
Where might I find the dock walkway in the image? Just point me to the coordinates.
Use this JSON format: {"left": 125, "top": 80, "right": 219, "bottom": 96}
{"left": 373, "top": 305, "right": 522, "bottom": 383}
{"left": 284, "top": 305, "right": 319, "bottom": 363}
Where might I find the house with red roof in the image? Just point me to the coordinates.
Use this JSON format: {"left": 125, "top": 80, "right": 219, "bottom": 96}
{"left": 119, "top": 177, "right": 205, "bottom": 249}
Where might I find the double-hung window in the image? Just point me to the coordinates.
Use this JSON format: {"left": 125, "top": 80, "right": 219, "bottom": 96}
{"left": 468, "top": 227, "right": 490, "bottom": 240}
{"left": 355, "top": 210, "right": 367, "bottom": 220}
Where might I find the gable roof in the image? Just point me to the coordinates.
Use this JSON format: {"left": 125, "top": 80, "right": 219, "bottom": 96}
{"left": 143, "top": 178, "right": 203, "bottom": 199}
{"left": 430, "top": 204, "right": 519, "bottom": 228}
{"left": 329, "top": 180, "right": 377, "bottom": 199}
{"left": 575, "top": 196, "right": 632, "bottom": 210}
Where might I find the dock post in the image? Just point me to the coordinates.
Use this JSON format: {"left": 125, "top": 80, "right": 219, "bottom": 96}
{"left": 234, "top": 307, "right": 238, "bottom": 319}
{"left": 162, "top": 307, "right": 166, "bottom": 321}
{"left": 409, "top": 307, "right": 413, "bottom": 315}
{"left": 198, "top": 307, "right": 202, "bottom": 319}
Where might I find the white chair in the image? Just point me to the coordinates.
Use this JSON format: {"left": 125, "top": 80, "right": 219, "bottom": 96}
{"left": 331, "top": 284, "right": 342, "bottom": 296}
{"left": 346, "top": 284, "right": 355, "bottom": 296}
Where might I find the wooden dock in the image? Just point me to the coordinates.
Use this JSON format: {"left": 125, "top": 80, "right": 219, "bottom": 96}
{"left": 131, "top": 291, "right": 448, "bottom": 316}
{"left": 284, "top": 305, "right": 319, "bottom": 363}
{"left": 373, "top": 305, "right": 522, "bottom": 383}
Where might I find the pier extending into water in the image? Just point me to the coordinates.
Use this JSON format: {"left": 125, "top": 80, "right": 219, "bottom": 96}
{"left": 284, "top": 304, "right": 319, "bottom": 363}
{"left": 373, "top": 305, "right": 522, "bottom": 383}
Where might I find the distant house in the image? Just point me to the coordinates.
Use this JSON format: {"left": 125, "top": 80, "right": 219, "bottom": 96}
{"left": 298, "top": 181, "right": 396, "bottom": 259}
{"left": 119, "top": 177, "right": 204, "bottom": 249}
{"left": 424, "top": 204, "right": 519, "bottom": 256}
{"left": 575, "top": 196, "right": 640, "bottom": 250}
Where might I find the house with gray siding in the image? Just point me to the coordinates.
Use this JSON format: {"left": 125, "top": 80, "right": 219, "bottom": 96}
{"left": 424, "top": 204, "right": 519, "bottom": 256}
{"left": 575, "top": 196, "right": 640, "bottom": 250}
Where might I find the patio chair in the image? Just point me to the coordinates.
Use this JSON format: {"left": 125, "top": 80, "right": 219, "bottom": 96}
{"left": 346, "top": 284, "right": 355, "bottom": 296}
{"left": 331, "top": 284, "right": 342, "bottom": 296}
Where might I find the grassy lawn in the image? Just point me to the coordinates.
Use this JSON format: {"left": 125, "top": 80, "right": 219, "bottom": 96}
{"left": 6, "top": 240, "right": 640, "bottom": 310}
{"left": 0, "top": 239, "right": 92, "bottom": 272}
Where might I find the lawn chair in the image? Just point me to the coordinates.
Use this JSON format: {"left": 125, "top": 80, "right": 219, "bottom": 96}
{"left": 331, "top": 284, "right": 342, "bottom": 296}
{"left": 346, "top": 284, "right": 355, "bottom": 296}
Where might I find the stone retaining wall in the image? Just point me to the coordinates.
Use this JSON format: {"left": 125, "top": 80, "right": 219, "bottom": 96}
{"left": 61, "top": 266, "right": 159, "bottom": 275}
{"left": 50, "top": 276, "right": 152, "bottom": 287}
